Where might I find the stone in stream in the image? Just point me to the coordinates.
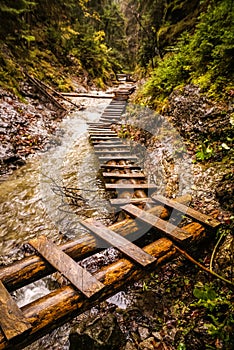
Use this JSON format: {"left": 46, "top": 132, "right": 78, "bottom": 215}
{"left": 69, "top": 314, "right": 126, "bottom": 350}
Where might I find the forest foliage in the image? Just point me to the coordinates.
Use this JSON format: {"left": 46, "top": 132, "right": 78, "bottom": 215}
{"left": 134, "top": 0, "right": 234, "bottom": 106}
{"left": 0, "top": 0, "right": 128, "bottom": 92}
{"left": 0, "top": 0, "right": 233, "bottom": 98}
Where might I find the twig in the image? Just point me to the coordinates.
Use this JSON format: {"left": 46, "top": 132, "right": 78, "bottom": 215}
{"left": 174, "top": 244, "right": 234, "bottom": 288}
{"left": 210, "top": 232, "right": 225, "bottom": 271}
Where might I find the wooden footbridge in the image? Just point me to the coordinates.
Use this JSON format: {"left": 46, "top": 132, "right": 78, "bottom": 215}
{"left": 0, "top": 81, "right": 220, "bottom": 349}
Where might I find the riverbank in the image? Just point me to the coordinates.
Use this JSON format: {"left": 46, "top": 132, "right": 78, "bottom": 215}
{"left": 0, "top": 83, "right": 69, "bottom": 178}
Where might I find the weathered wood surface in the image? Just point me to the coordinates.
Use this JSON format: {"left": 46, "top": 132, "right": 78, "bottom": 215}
{"left": 95, "top": 151, "right": 132, "bottom": 156}
{"left": 0, "top": 196, "right": 193, "bottom": 292}
{"left": 79, "top": 219, "right": 156, "bottom": 266}
{"left": 29, "top": 236, "right": 104, "bottom": 298}
{"left": 94, "top": 144, "right": 129, "bottom": 149}
{"left": 99, "top": 119, "right": 121, "bottom": 123}
{"left": 152, "top": 195, "right": 220, "bottom": 229}
{"left": 105, "top": 183, "right": 156, "bottom": 190}
{"left": 90, "top": 136, "right": 119, "bottom": 141}
{"left": 89, "top": 132, "right": 117, "bottom": 136}
{"left": 99, "top": 156, "right": 138, "bottom": 162}
{"left": 102, "top": 172, "right": 145, "bottom": 179}
{"left": 100, "top": 115, "right": 121, "bottom": 119}
{"left": 101, "top": 164, "right": 141, "bottom": 169}
{"left": 89, "top": 132, "right": 116, "bottom": 135}
{"left": 93, "top": 140, "right": 123, "bottom": 145}
{"left": 0, "top": 238, "right": 176, "bottom": 350}
{"left": 88, "top": 124, "right": 112, "bottom": 128}
{"left": 0, "top": 280, "right": 31, "bottom": 340}
{"left": 122, "top": 204, "right": 193, "bottom": 243}
{"left": 110, "top": 198, "right": 154, "bottom": 205}
{"left": 61, "top": 93, "right": 114, "bottom": 99}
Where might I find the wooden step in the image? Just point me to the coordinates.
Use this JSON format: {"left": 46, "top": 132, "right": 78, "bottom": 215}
{"left": 94, "top": 141, "right": 124, "bottom": 145}
{"left": 95, "top": 150, "right": 131, "bottom": 155}
{"left": 102, "top": 113, "right": 122, "bottom": 116}
{"left": 87, "top": 123, "right": 111, "bottom": 126}
{"left": 99, "top": 117, "right": 121, "bottom": 121}
{"left": 99, "top": 119, "right": 120, "bottom": 123}
{"left": 88, "top": 128, "right": 113, "bottom": 132}
{"left": 94, "top": 144, "right": 129, "bottom": 149}
{"left": 79, "top": 219, "right": 156, "bottom": 266}
{"left": 121, "top": 204, "right": 193, "bottom": 243}
{"left": 92, "top": 140, "right": 124, "bottom": 145}
{"left": 101, "top": 164, "right": 142, "bottom": 169}
{"left": 29, "top": 236, "right": 104, "bottom": 298}
{"left": 0, "top": 281, "right": 31, "bottom": 340}
{"left": 152, "top": 195, "right": 220, "bottom": 229}
{"left": 105, "top": 183, "right": 156, "bottom": 190}
{"left": 99, "top": 156, "right": 138, "bottom": 161}
{"left": 90, "top": 132, "right": 117, "bottom": 136}
{"left": 102, "top": 172, "right": 145, "bottom": 179}
{"left": 90, "top": 136, "right": 119, "bottom": 141}
{"left": 110, "top": 198, "right": 153, "bottom": 206}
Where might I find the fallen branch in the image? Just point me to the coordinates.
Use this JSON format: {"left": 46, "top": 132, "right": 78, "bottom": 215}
{"left": 26, "top": 74, "right": 67, "bottom": 111}
{"left": 31, "top": 76, "right": 84, "bottom": 110}
{"left": 174, "top": 244, "right": 234, "bottom": 288}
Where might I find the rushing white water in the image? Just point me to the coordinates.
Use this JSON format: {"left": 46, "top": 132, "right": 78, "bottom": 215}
{"left": 0, "top": 97, "right": 110, "bottom": 260}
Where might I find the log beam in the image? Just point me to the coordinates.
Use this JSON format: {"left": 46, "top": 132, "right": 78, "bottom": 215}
{"left": 0, "top": 197, "right": 192, "bottom": 292}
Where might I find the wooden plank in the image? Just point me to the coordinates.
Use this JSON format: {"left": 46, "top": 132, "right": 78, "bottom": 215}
{"left": 152, "top": 195, "right": 220, "bottom": 229}
{"left": 90, "top": 136, "right": 119, "bottom": 141}
{"left": 61, "top": 93, "right": 113, "bottom": 98}
{"left": 99, "top": 156, "right": 138, "bottom": 161}
{"left": 29, "top": 236, "right": 104, "bottom": 298}
{"left": 94, "top": 144, "right": 129, "bottom": 149}
{"left": 102, "top": 113, "right": 122, "bottom": 116}
{"left": 99, "top": 118, "right": 121, "bottom": 122}
{"left": 110, "top": 198, "right": 153, "bottom": 206}
{"left": 79, "top": 219, "right": 156, "bottom": 266}
{"left": 101, "top": 164, "right": 141, "bottom": 169}
{"left": 105, "top": 183, "right": 156, "bottom": 190}
{"left": 89, "top": 129, "right": 116, "bottom": 133}
{"left": 0, "top": 280, "right": 31, "bottom": 340}
{"left": 90, "top": 132, "right": 117, "bottom": 136}
{"left": 102, "top": 172, "right": 145, "bottom": 179}
{"left": 99, "top": 119, "right": 121, "bottom": 122}
{"left": 87, "top": 123, "right": 111, "bottom": 126}
{"left": 95, "top": 150, "right": 131, "bottom": 155}
{"left": 100, "top": 117, "right": 122, "bottom": 119}
{"left": 88, "top": 128, "right": 113, "bottom": 132}
{"left": 101, "top": 115, "right": 121, "bottom": 118}
{"left": 94, "top": 142, "right": 124, "bottom": 146}
{"left": 92, "top": 141, "right": 124, "bottom": 145}
{"left": 121, "top": 204, "right": 193, "bottom": 243}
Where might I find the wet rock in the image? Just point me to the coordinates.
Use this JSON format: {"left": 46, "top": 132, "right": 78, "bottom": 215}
{"left": 69, "top": 313, "right": 126, "bottom": 350}
{"left": 164, "top": 84, "right": 232, "bottom": 143}
{"left": 138, "top": 326, "right": 150, "bottom": 341}
{"left": 125, "top": 341, "right": 137, "bottom": 350}
{"left": 139, "top": 336, "right": 157, "bottom": 350}
{"left": 0, "top": 85, "right": 65, "bottom": 174}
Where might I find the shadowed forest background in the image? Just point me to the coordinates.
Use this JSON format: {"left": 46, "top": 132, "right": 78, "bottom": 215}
{"left": 0, "top": 0, "right": 233, "bottom": 98}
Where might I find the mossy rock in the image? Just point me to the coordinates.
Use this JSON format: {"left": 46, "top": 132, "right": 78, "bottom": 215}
{"left": 69, "top": 314, "right": 126, "bottom": 350}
